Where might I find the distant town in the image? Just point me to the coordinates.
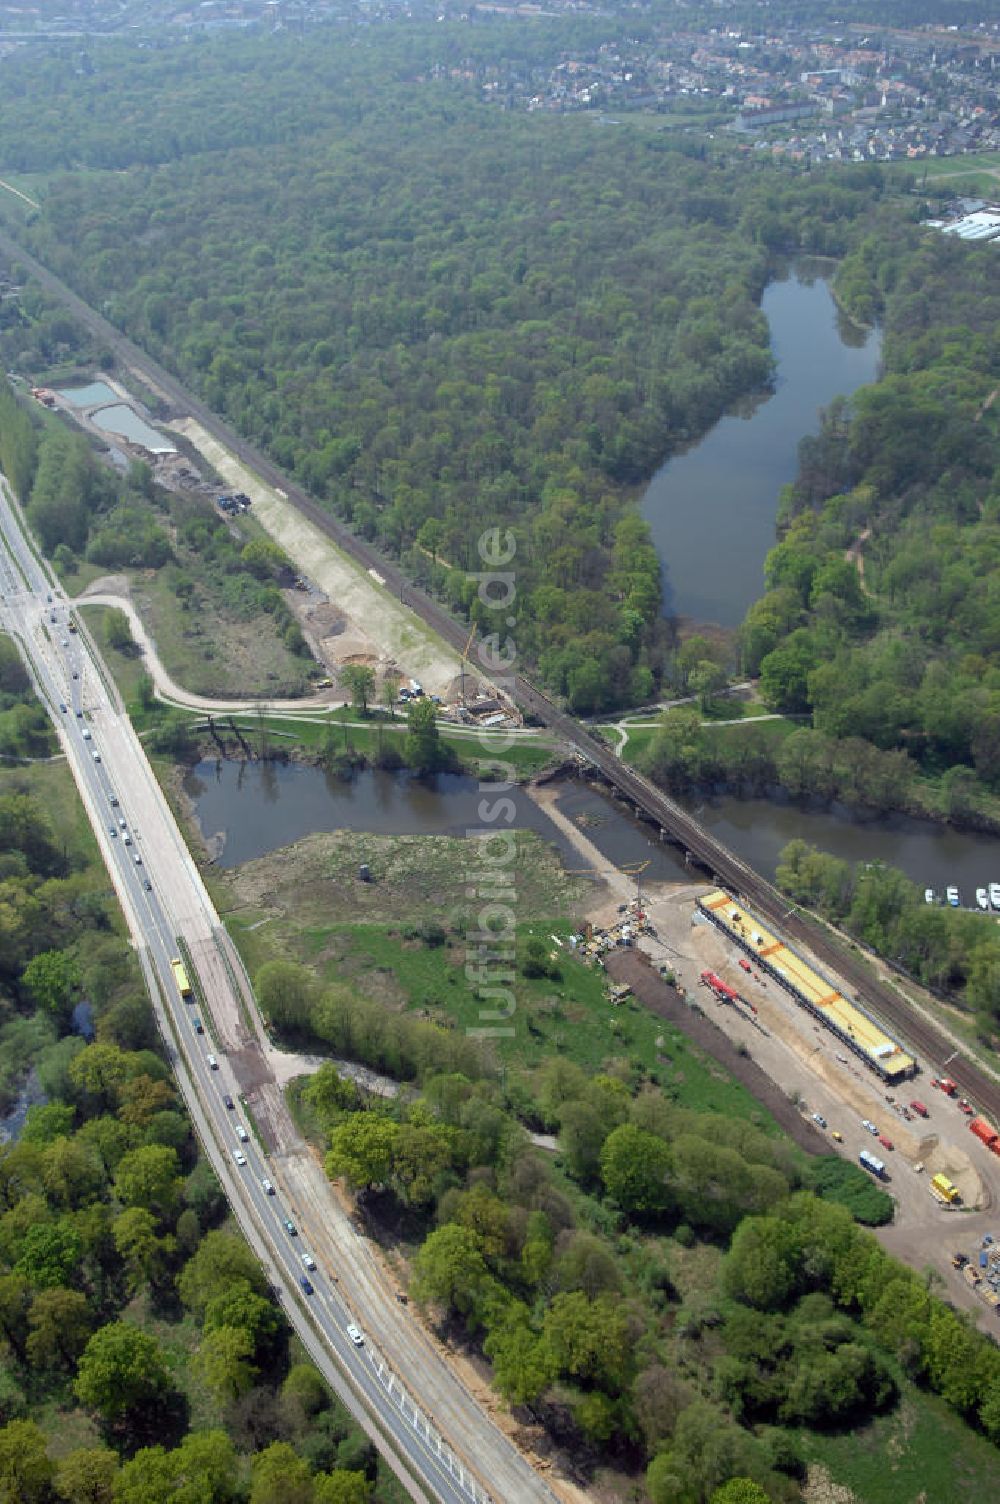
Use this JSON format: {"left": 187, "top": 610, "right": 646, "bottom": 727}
{"left": 0, "top": 1, "right": 998, "bottom": 172}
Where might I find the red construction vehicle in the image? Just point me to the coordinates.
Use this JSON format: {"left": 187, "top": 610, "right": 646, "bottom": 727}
{"left": 937, "top": 1078, "right": 958, "bottom": 1097}
{"left": 910, "top": 1100, "right": 929, "bottom": 1118}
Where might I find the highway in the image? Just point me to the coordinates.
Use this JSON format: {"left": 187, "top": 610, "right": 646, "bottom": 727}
{"left": 0, "top": 480, "right": 560, "bottom": 1504}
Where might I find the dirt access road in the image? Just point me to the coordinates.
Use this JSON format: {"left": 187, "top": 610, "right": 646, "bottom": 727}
{"left": 171, "top": 417, "right": 464, "bottom": 700}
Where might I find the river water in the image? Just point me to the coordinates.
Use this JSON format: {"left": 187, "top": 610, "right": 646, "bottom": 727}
{"left": 641, "top": 266, "right": 881, "bottom": 627}
{"left": 185, "top": 762, "right": 581, "bottom": 871}
{"left": 184, "top": 760, "right": 1000, "bottom": 901}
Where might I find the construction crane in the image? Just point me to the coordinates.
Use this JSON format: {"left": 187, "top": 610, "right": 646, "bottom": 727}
{"left": 567, "top": 859, "right": 650, "bottom": 908}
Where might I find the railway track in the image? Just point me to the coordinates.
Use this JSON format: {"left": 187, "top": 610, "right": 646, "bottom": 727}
{"left": 4, "top": 226, "right": 1000, "bottom": 1129}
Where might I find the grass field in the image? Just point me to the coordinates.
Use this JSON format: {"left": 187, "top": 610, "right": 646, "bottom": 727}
{"left": 893, "top": 149, "right": 1000, "bottom": 181}
{"left": 803, "top": 1380, "right": 1000, "bottom": 1504}
{"left": 217, "top": 828, "right": 783, "bottom": 1128}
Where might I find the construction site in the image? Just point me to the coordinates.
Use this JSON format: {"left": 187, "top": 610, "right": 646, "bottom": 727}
{"left": 538, "top": 834, "right": 1000, "bottom": 1334}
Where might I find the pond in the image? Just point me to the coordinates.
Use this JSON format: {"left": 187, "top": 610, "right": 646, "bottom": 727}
{"left": 641, "top": 266, "right": 881, "bottom": 627}
{"left": 91, "top": 403, "right": 176, "bottom": 454}
{"left": 56, "top": 379, "right": 119, "bottom": 408}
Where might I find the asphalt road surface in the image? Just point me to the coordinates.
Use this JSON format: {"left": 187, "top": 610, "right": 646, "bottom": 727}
{"left": 0, "top": 480, "right": 560, "bottom": 1504}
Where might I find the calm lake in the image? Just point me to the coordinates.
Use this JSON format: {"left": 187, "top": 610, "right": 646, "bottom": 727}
{"left": 641, "top": 266, "right": 881, "bottom": 627}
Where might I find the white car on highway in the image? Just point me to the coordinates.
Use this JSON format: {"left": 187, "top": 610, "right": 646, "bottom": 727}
{"left": 346, "top": 1323, "right": 365, "bottom": 1347}
{"left": 234, "top": 1149, "right": 247, "bottom": 1167}
{"left": 236, "top": 1125, "right": 249, "bottom": 1142}
{"left": 302, "top": 1252, "right": 317, "bottom": 1270}
{"left": 261, "top": 1178, "right": 274, "bottom": 1195}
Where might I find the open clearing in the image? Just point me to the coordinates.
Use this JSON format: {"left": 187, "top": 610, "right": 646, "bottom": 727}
{"left": 210, "top": 825, "right": 785, "bottom": 1124}
{"left": 171, "top": 417, "right": 464, "bottom": 697}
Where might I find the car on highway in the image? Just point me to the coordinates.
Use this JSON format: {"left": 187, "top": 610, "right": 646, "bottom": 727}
{"left": 262, "top": 1178, "right": 275, "bottom": 1195}
{"left": 133, "top": 852, "right": 142, "bottom": 865}
{"left": 811, "top": 1112, "right": 827, "bottom": 1128}
{"left": 108, "top": 826, "right": 117, "bottom": 838}
{"left": 283, "top": 1219, "right": 297, "bottom": 1236}
{"left": 206, "top": 1054, "right": 218, "bottom": 1070}
{"left": 81, "top": 728, "right": 91, "bottom": 740}
{"left": 236, "top": 1125, "right": 249, "bottom": 1142}
{"left": 59, "top": 702, "right": 66, "bottom": 713}
{"left": 192, "top": 1017, "right": 204, "bottom": 1034}
{"left": 93, "top": 752, "right": 101, "bottom": 764}
{"left": 346, "top": 1324, "right": 365, "bottom": 1347}
{"left": 223, "top": 1094, "right": 234, "bottom": 1110}
{"left": 71, "top": 670, "right": 78, "bottom": 679}
{"left": 109, "top": 795, "right": 119, "bottom": 806}
{"left": 300, "top": 1277, "right": 314, "bottom": 1296}
{"left": 119, "top": 818, "right": 127, "bottom": 829}
{"left": 302, "top": 1252, "right": 317, "bottom": 1270}
{"left": 143, "top": 879, "right": 152, "bottom": 892}
{"left": 862, "top": 1119, "right": 879, "bottom": 1136}
{"left": 61, "top": 638, "right": 68, "bottom": 648}
{"left": 234, "top": 1149, "right": 247, "bottom": 1167}
{"left": 123, "top": 833, "right": 132, "bottom": 845}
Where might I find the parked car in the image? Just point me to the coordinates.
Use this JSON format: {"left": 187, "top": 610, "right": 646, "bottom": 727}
{"left": 862, "top": 1119, "right": 879, "bottom": 1136}
{"left": 977, "top": 888, "right": 990, "bottom": 911}
{"left": 960, "top": 1100, "right": 975, "bottom": 1115}
{"left": 991, "top": 882, "right": 1000, "bottom": 911}
{"left": 924, "top": 887, "right": 935, "bottom": 905}
{"left": 946, "top": 886, "right": 960, "bottom": 907}
{"left": 811, "top": 1113, "right": 827, "bottom": 1128}
{"left": 878, "top": 1135, "right": 894, "bottom": 1152}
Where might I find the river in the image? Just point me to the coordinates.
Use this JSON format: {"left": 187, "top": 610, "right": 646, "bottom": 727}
{"left": 183, "top": 759, "right": 1000, "bottom": 902}
{"left": 641, "top": 265, "right": 881, "bottom": 627}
